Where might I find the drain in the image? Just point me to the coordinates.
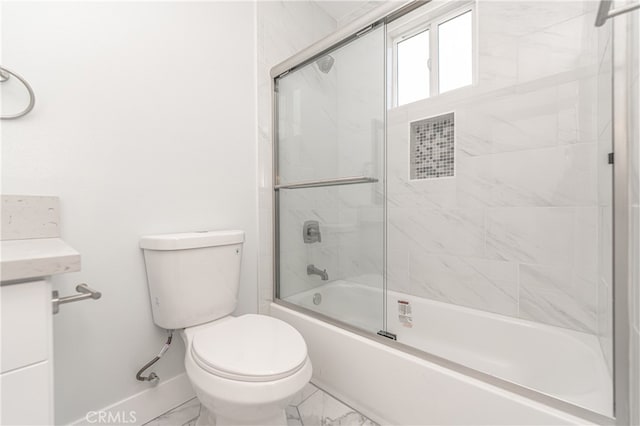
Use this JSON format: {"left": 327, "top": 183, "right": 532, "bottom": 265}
{"left": 313, "top": 293, "right": 322, "bottom": 305}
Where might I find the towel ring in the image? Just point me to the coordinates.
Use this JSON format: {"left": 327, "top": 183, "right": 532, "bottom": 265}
{"left": 0, "top": 66, "right": 35, "bottom": 120}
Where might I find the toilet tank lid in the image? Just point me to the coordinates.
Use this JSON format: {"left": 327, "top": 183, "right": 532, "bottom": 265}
{"left": 140, "top": 230, "right": 244, "bottom": 250}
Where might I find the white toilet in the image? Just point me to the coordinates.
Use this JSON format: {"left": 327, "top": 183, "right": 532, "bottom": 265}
{"left": 140, "top": 230, "right": 312, "bottom": 426}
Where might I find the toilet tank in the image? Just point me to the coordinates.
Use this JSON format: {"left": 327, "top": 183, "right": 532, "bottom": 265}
{"left": 139, "top": 230, "right": 244, "bottom": 329}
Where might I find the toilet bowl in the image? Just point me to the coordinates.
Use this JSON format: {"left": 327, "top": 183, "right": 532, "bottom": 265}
{"left": 182, "top": 315, "right": 312, "bottom": 426}
{"left": 139, "top": 230, "right": 312, "bottom": 426}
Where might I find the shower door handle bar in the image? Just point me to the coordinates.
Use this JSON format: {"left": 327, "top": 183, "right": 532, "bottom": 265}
{"left": 274, "top": 176, "right": 378, "bottom": 190}
{"left": 595, "top": 0, "right": 640, "bottom": 26}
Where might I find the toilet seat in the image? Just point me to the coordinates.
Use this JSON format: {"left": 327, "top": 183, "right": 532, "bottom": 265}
{"left": 190, "top": 314, "right": 307, "bottom": 382}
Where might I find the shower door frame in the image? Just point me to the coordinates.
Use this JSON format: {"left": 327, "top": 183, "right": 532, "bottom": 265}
{"left": 611, "top": 9, "right": 633, "bottom": 426}
{"left": 270, "top": 1, "right": 632, "bottom": 425}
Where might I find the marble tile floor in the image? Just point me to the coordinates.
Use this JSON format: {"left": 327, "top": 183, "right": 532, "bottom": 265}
{"left": 144, "top": 397, "right": 201, "bottom": 426}
{"left": 144, "top": 382, "right": 378, "bottom": 426}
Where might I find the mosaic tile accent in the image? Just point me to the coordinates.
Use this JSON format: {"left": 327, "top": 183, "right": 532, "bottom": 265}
{"left": 410, "top": 112, "right": 455, "bottom": 180}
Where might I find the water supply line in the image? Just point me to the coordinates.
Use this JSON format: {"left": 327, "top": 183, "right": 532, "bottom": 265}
{"left": 136, "top": 330, "right": 173, "bottom": 385}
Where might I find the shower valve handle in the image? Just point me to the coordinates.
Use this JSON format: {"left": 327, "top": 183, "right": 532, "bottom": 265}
{"left": 303, "top": 220, "right": 322, "bottom": 243}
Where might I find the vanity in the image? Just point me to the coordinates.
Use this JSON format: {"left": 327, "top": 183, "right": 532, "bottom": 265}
{"left": 0, "top": 195, "right": 82, "bottom": 425}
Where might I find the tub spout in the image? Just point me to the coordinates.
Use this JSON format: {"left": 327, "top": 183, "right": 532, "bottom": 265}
{"left": 307, "top": 264, "right": 329, "bottom": 281}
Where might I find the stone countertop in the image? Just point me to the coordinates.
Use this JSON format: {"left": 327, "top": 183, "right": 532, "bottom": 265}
{"left": 1, "top": 238, "right": 81, "bottom": 283}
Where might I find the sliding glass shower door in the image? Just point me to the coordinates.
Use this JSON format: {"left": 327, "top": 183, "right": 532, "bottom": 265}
{"left": 274, "top": 0, "right": 618, "bottom": 419}
{"left": 275, "top": 25, "right": 385, "bottom": 333}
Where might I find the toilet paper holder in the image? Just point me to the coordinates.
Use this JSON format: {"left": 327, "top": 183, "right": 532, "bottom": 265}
{"left": 52, "top": 283, "right": 102, "bottom": 314}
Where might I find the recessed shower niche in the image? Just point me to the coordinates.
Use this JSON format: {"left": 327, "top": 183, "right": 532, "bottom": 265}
{"left": 410, "top": 112, "right": 455, "bottom": 180}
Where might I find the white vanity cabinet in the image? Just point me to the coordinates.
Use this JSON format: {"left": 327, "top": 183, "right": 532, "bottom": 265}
{"left": 0, "top": 237, "right": 81, "bottom": 425}
{"left": 0, "top": 195, "right": 82, "bottom": 425}
{"left": 0, "top": 279, "right": 54, "bottom": 426}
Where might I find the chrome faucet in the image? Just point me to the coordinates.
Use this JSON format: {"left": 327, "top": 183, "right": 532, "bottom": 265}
{"left": 307, "top": 264, "right": 329, "bottom": 281}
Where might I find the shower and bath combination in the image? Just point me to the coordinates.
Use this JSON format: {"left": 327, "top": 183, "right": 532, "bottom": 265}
{"left": 272, "top": 0, "right": 638, "bottom": 424}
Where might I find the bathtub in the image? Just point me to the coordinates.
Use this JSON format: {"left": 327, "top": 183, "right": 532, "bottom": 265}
{"left": 276, "top": 280, "right": 613, "bottom": 425}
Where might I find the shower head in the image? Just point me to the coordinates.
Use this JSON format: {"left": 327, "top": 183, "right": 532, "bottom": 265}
{"left": 316, "top": 55, "right": 335, "bottom": 74}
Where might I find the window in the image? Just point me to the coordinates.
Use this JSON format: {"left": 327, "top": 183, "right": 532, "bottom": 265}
{"left": 438, "top": 11, "right": 473, "bottom": 93}
{"left": 393, "top": 5, "right": 474, "bottom": 106}
{"left": 397, "top": 29, "right": 430, "bottom": 106}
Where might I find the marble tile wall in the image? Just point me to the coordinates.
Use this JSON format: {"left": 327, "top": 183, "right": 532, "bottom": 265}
{"left": 596, "top": 12, "right": 614, "bottom": 374}
{"left": 256, "top": 1, "right": 337, "bottom": 312}
{"left": 276, "top": 20, "right": 386, "bottom": 299}
{"left": 386, "top": 1, "right": 610, "bottom": 335}
{"left": 277, "top": 58, "right": 339, "bottom": 184}
{"left": 257, "top": 0, "right": 615, "bottom": 341}
{"left": 278, "top": 187, "right": 341, "bottom": 298}
{"left": 257, "top": 2, "right": 395, "bottom": 310}
{"left": 332, "top": 26, "right": 385, "bottom": 286}
{"left": 277, "top": 180, "right": 384, "bottom": 300}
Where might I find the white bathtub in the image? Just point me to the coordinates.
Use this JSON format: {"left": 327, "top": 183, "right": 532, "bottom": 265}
{"left": 279, "top": 280, "right": 612, "bottom": 424}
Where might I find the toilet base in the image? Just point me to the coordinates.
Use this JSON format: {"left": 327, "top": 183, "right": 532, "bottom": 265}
{"left": 195, "top": 406, "right": 287, "bottom": 426}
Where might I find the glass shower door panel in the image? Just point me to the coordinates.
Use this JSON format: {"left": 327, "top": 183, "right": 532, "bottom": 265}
{"left": 278, "top": 182, "right": 384, "bottom": 333}
{"left": 276, "top": 26, "right": 385, "bottom": 186}
{"left": 276, "top": 25, "right": 385, "bottom": 333}
{"left": 385, "top": 1, "right": 613, "bottom": 416}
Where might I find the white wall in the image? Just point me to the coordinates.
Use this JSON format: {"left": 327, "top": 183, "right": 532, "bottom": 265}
{"left": 1, "top": 2, "right": 257, "bottom": 424}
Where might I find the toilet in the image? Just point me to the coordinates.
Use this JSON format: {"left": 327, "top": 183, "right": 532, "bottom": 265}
{"left": 139, "top": 230, "right": 312, "bottom": 426}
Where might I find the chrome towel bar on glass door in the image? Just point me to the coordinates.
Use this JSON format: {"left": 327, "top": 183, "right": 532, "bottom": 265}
{"left": 52, "top": 284, "right": 102, "bottom": 314}
{"left": 275, "top": 176, "right": 378, "bottom": 190}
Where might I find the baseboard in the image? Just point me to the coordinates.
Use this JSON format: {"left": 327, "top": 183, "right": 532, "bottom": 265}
{"left": 69, "top": 373, "right": 195, "bottom": 426}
